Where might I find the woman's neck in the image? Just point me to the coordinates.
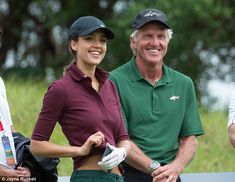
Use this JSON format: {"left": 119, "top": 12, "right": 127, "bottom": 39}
{"left": 76, "top": 61, "right": 99, "bottom": 92}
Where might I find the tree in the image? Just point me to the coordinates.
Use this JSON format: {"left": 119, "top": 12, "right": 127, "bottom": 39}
{"left": 0, "top": 0, "right": 119, "bottom": 77}
{"left": 1, "top": 0, "right": 235, "bottom": 106}
{"left": 117, "top": 0, "right": 235, "bottom": 102}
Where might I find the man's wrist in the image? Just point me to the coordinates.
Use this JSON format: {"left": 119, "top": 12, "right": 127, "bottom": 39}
{"left": 147, "top": 160, "right": 160, "bottom": 174}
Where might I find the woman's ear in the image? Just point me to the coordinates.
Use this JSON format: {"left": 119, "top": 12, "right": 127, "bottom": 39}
{"left": 70, "top": 40, "right": 78, "bottom": 51}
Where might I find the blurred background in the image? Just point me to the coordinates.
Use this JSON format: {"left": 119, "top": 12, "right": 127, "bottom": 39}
{"left": 1, "top": 0, "right": 235, "bottom": 109}
{"left": 1, "top": 0, "right": 235, "bottom": 175}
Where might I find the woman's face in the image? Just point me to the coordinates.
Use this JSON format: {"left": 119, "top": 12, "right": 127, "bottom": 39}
{"left": 70, "top": 30, "right": 107, "bottom": 68}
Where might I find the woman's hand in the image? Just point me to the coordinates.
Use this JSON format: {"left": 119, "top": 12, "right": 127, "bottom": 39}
{"left": 79, "top": 131, "right": 105, "bottom": 156}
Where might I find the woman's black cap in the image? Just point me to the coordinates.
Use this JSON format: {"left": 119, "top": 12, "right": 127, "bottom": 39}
{"left": 68, "top": 16, "right": 115, "bottom": 40}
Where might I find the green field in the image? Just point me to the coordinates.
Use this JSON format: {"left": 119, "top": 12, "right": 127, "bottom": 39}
{"left": 4, "top": 77, "right": 235, "bottom": 176}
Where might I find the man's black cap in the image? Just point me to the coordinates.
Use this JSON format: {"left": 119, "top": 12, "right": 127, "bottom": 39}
{"left": 132, "top": 9, "right": 170, "bottom": 29}
{"left": 68, "top": 16, "right": 114, "bottom": 40}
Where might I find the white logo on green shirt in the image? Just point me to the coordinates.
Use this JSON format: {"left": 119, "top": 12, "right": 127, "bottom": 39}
{"left": 170, "top": 95, "right": 180, "bottom": 101}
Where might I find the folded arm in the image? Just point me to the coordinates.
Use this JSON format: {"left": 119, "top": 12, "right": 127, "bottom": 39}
{"left": 30, "top": 131, "right": 105, "bottom": 158}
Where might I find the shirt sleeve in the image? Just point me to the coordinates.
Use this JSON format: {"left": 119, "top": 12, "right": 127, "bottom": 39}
{"left": 228, "top": 93, "right": 235, "bottom": 128}
{"left": 180, "top": 78, "right": 204, "bottom": 137}
{"left": 110, "top": 81, "right": 129, "bottom": 143}
{"left": 0, "top": 77, "right": 13, "bottom": 126}
{"left": 31, "top": 81, "right": 66, "bottom": 141}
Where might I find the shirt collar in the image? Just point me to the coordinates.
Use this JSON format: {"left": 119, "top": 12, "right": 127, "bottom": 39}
{"left": 130, "top": 57, "right": 174, "bottom": 85}
{"left": 68, "top": 62, "right": 109, "bottom": 85}
{"left": 129, "top": 57, "right": 144, "bottom": 82}
{"left": 157, "top": 64, "right": 174, "bottom": 86}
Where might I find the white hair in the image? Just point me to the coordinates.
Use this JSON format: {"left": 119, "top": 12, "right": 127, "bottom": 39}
{"left": 130, "top": 29, "right": 173, "bottom": 56}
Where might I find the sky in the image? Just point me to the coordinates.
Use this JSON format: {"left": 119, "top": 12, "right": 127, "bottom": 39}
{"left": 208, "top": 80, "right": 235, "bottom": 110}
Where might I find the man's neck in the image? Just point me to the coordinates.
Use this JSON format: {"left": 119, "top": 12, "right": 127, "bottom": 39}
{"left": 136, "top": 59, "right": 163, "bottom": 85}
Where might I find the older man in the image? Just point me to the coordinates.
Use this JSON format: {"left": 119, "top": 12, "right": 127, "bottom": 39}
{"left": 110, "top": 8, "right": 204, "bottom": 182}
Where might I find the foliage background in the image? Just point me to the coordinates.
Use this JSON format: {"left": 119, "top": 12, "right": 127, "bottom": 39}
{"left": 1, "top": 0, "right": 235, "bottom": 106}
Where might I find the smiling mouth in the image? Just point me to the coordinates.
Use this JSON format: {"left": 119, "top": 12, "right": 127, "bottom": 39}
{"left": 147, "top": 48, "right": 161, "bottom": 54}
{"left": 90, "top": 51, "right": 101, "bottom": 55}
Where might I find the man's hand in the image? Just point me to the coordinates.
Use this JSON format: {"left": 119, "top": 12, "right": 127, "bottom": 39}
{"left": 152, "top": 135, "right": 197, "bottom": 181}
{"left": 0, "top": 166, "right": 31, "bottom": 182}
{"left": 152, "top": 161, "right": 183, "bottom": 182}
{"left": 16, "top": 167, "right": 31, "bottom": 177}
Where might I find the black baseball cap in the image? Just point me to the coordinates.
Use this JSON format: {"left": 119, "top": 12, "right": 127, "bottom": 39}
{"left": 132, "top": 9, "right": 170, "bottom": 29}
{"left": 68, "top": 16, "right": 114, "bottom": 40}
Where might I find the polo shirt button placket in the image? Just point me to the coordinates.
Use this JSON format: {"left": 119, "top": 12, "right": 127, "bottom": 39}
{"left": 152, "top": 88, "right": 159, "bottom": 114}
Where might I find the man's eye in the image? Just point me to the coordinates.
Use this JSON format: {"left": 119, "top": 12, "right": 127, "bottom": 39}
{"left": 158, "top": 34, "right": 166, "bottom": 40}
{"left": 143, "top": 34, "right": 152, "bottom": 39}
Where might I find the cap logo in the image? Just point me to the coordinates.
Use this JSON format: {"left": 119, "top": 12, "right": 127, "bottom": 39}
{"left": 100, "top": 24, "right": 105, "bottom": 28}
{"left": 144, "top": 11, "right": 161, "bottom": 17}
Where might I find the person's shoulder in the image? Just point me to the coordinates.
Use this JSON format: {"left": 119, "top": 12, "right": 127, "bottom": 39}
{"left": 47, "top": 76, "right": 67, "bottom": 94}
{"left": 0, "top": 77, "right": 5, "bottom": 87}
{"left": 105, "top": 79, "right": 117, "bottom": 90}
{"left": 0, "top": 76, "right": 3, "bottom": 83}
{"left": 111, "top": 61, "right": 130, "bottom": 74}
{"left": 0, "top": 77, "right": 6, "bottom": 95}
{"left": 51, "top": 74, "right": 71, "bottom": 86}
{"left": 110, "top": 61, "right": 131, "bottom": 79}
{"left": 165, "top": 65, "right": 192, "bottom": 83}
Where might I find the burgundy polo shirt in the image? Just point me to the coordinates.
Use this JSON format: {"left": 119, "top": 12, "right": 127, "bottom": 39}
{"left": 31, "top": 63, "right": 129, "bottom": 169}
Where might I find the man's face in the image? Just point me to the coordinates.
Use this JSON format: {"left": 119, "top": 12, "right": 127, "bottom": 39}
{"left": 131, "top": 22, "right": 169, "bottom": 66}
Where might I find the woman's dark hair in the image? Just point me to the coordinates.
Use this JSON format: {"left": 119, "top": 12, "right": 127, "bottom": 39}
{"left": 63, "top": 59, "right": 76, "bottom": 76}
{"left": 64, "top": 36, "right": 79, "bottom": 76}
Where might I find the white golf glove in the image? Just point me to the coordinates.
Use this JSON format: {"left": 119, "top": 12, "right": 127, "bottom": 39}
{"left": 98, "top": 143, "right": 126, "bottom": 170}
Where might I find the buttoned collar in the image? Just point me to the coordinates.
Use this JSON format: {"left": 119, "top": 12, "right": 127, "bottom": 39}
{"left": 68, "top": 62, "right": 109, "bottom": 85}
{"left": 129, "top": 57, "right": 174, "bottom": 86}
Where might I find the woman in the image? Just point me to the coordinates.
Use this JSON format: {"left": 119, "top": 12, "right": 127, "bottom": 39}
{"left": 30, "top": 16, "right": 130, "bottom": 182}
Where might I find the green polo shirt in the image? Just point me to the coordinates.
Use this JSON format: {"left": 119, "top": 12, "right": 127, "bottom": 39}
{"left": 109, "top": 57, "right": 204, "bottom": 164}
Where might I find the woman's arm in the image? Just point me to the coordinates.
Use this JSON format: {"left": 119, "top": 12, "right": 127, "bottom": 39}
{"left": 30, "top": 131, "right": 105, "bottom": 158}
{"left": 30, "top": 140, "right": 80, "bottom": 158}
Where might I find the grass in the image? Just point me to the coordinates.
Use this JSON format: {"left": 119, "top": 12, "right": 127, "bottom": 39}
{"left": 184, "top": 110, "right": 235, "bottom": 173}
{"left": 5, "top": 77, "right": 72, "bottom": 176}
{"left": 4, "top": 77, "right": 235, "bottom": 176}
